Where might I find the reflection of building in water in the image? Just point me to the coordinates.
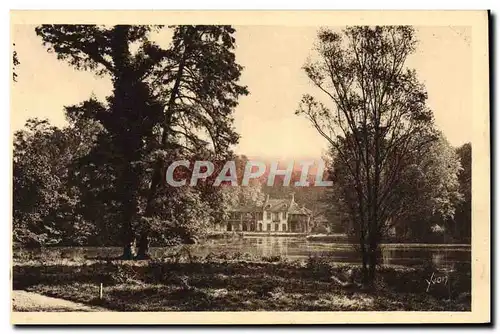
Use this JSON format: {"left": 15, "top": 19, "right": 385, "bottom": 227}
{"left": 381, "top": 248, "right": 393, "bottom": 266}
{"left": 432, "top": 252, "right": 444, "bottom": 267}
{"left": 253, "top": 237, "right": 288, "bottom": 257}
{"left": 381, "top": 248, "right": 454, "bottom": 269}
{"left": 214, "top": 193, "right": 311, "bottom": 233}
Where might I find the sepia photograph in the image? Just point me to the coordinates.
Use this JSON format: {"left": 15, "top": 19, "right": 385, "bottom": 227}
{"left": 9, "top": 10, "right": 490, "bottom": 324}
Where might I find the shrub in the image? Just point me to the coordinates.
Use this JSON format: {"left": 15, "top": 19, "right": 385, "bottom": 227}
{"left": 306, "top": 255, "right": 332, "bottom": 279}
{"left": 261, "top": 255, "right": 282, "bottom": 263}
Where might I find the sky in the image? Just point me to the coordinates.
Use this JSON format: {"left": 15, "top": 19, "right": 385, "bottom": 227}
{"left": 11, "top": 25, "right": 472, "bottom": 160}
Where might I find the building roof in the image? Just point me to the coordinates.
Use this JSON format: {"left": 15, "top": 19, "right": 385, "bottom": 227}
{"left": 234, "top": 205, "right": 260, "bottom": 213}
{"left": 229, "top": 194, "right": 311, "bottom": 216}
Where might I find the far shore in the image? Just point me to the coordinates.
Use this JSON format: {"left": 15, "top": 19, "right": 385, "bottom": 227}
{"left": 206, "top": 232, "right": 471, "bottom": 245}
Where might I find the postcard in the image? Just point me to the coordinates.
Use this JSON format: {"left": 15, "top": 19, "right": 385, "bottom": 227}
{"left": 10, "top": 10, "right": 490, "bottom": 324}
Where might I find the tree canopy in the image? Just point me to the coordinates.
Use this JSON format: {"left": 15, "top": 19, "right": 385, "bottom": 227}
{"left": 13, "top": 25, "right": 248, "bottom": 257}
{"left": 297, "top": 26, "right": 439, "bottom": 284}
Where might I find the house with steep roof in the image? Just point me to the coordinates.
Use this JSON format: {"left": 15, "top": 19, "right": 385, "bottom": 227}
{"left": 221, "top": 193, "right": 312, "bottom": 233}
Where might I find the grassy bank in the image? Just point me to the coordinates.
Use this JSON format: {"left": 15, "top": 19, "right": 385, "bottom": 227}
{"left": 12, "top": 252, "right": 470, "bottom": 311}
{"left": 305, "top": 234, "right": 472, "bottom": 245}
{"left": 306, "top": 234, "right": 349, "bottom": 242}
{"left": 207, "top": 232, "right": 308, "bottom": 239}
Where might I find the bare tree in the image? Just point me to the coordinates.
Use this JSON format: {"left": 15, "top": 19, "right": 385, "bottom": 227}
{"left": 296, "top": 26, "right": 436, "bottom": 285}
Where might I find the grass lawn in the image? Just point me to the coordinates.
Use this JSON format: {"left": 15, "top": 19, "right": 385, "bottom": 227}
{"left": 12, "top": 252, "right": 471, "bottom": 311}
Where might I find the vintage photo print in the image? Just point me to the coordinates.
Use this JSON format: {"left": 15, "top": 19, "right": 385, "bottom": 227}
{"left": 10, "top": 10, "right": 490, "bottom": 324}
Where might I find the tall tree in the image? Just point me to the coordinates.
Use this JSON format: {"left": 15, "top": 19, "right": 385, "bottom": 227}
{"left": 135, "top": 25, "right": 248, "bottom": 258}
{"left": 36, "top": 25, "right": 171, "bottom": 258}
{"left": 36, "top": 25, "right": 247, "bottom": 258}
{"left": 296, "top": 26, "right": 436, "bottom": 285}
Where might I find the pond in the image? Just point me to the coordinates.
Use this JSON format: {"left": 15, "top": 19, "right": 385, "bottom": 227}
{"left": 18, "top": 236, "right": 471, "bottom": 270}
{"left": 185, "top": 236, "right": 470, "bottom": 269}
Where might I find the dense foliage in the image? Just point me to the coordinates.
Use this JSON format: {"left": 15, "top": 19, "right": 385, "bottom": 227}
{"left": 13, "top": 25, "right": 248, "bottom": 256}
{"left": 13, "top": 25, "right": 471, "bottom": 270}
{"left": 296, "top": 26, "right": 471, "bottom": 284}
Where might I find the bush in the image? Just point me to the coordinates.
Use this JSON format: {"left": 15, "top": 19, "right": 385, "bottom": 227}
{"left": 261, "top": 255, "right": 282, "bottom": 263}
{"left": 306, "top": 255, "right": 332, "bottom": 279}
{"left": 311, "top": 225, "right": 328, "bottom": 234}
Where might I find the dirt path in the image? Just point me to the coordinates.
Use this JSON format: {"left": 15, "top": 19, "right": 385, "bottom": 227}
{"left": 12, "top": 290, "right": 108, "bottom": 312}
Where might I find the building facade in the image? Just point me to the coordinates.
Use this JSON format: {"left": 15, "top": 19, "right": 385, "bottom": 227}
{"left": 218, "top": 193, "right": 311, "bottom": 233}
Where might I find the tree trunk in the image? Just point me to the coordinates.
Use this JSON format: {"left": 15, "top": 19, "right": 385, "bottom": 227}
{"left": 359, "top": 230, "right": 369, "bottom": 285}
{"left": 122, "top": 244, "right": 135, "bottom": 260}
{"left": 110, "top": 25, "right": 141, "bottom": 261}
{"left": 140, "top": 39, "right": 189, "bottom": 258}
{"left": 120, "top": 191, "right": 138, "bottom": 259}
{"left": 368, "top": 249, "right": 377, "bottom": 284}
{"left": 367, "top": 229, "right": 378, "bottom": 286}
{"left": 136, "top": 231, "right": 150, "bottom": 259}
{"left": 137, "top": 164, "right": 163, "bottom": 260}
{"left": 361, "top": 250, "right": 369, "bottom": 285}
{"left": 122, "top": 228, "right": 136, "bottom": 260}
{"left": 119, "top": 168, "right": 140, "bottom": 259}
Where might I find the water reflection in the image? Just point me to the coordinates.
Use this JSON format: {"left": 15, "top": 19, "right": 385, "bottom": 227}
{"left": 379, "top": 245, "right": 467, "bottom": 269}
{"left": 18, "top": 236, "right": 470, "bottom": 269}
{"left": 200, "top": 237, "right": 470, "bottom": 269}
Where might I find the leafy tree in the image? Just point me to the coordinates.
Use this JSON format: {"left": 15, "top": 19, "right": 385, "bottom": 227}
{"left": 296, "top": 26, "right": 436, "bottom": 285}
{"left": 391, "top": 134, "right": 463, "bottom": 241}
{"left": 13, "top": 119, "right": 62, "bottom": 247}
{"left": 220, "top": 155, "right": 266, "bottom": 209}
{"left": 62, "top": 99, "right": 120, "bottom": 246}
{"left": 452, "top": 143, "right": 471, "bottom": 242}
{"left": 35, "top": 25, "right": 247, "bottom": 258}
{"left": 326, "top": 132, "right": 462, "bottom": 243}
{"left": 138, "top": 25, "right": 248, "bottom": 258}
{"left": 36, "top": 25, "right": 167, "bottom": 258}
{"left": 13, "top": 118, "right": 98, "bottom": 247}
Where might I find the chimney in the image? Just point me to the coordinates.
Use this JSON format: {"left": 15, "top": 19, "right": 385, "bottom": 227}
{"left": 290, "top": 192, "right": 295, "bottom": 203}
{"left": 265, "top": 194, "right": 269, "bottom": 204}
